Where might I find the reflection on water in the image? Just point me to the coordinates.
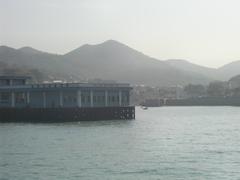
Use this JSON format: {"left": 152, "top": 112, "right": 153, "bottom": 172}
{"left": 1, "top": 107, "right": 240, "bottom": 179}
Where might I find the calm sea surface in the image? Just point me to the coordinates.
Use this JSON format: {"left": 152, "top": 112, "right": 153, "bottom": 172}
{"left": 1, "top": 107, "right": 240, "bottom": 180}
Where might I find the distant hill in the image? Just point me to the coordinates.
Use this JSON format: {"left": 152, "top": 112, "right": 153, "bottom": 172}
{"left": 0, "top": 61, "right": 46, "bottom": 82}
{"left": 228, "top": 74, "right": 240, "bottom": 89}
{"left": 217, "top": 61, "right": 240, "bottom": 80}
{"left": 165, "top": 59, "right": 217, "bottom": 80}
{"left": 0, "top": 45, "right": 62, "bottom": 71}
{"left": 1, "top": 40, "right": 239, "bottom": 86}
{"left": 165, "top": 59, "right": 240, "bottom": 81}
{"left": 18, "top": 46, "right": 47, "bottom": 55}
{"left": 0, "top": 45, "right": 80, "bottom": 80}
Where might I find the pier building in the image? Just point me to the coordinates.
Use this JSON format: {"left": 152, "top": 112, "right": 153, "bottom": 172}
{"left": 0, "top": 76, "right": 135, "bottom": 122}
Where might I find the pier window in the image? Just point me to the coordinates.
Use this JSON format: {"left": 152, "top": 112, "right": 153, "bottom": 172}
{"left": 0, "top": 79, "right": 10, "bottom": 86}
{"left": 92, "top": 90, "right": 105, "bottom": 107}
{"left": 63, "top": 95, "right": 76, "bottom": 103}
{"left": 122, "top": 91, "right": 130, "bottom": 105}
{"left": 93, "top": 95, "right": 96, "bottom": 103}
{"left": 107, "top": 90, "right": 119, "bottom": 106}
{"left": 96, "top": 95, "right": 104, "bottom": 103}
{"left": 81, "top": 90, "right": 91, "bottom": 107}
{"left": 82, "top": 96, "right": 85, "bottom": 103}
{"left": 12, "top": 79, "right": 25, "bottom": 85}
{"left": 15, "top": 92, "right": 26, "bottom": 103}
{"left": 0, "top": 92, "right": 10, "bottom": 103}
{"left": 93, "top": 95, "right": 103, "bottom": 103}
{"left": 97, "top": 96, "right": 100, "bottom": 102}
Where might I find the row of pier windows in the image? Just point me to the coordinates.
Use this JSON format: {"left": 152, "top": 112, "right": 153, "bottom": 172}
{"left": 59, "top": 94, "right": 129, "bottom": 104}
{"left": 0, "top": 92, "right": 129, "bottom": 102}
{"left": 81, "top": 95, "right": 120, "bottom": 103}
{"left": 0, "top": 79, "right": 25, "bottom": 86}
{"left": 0, "top": 92, "right": 26, "bottom": 103}
{"left": 0, "top": 90, "right": 130, "bottom": 107}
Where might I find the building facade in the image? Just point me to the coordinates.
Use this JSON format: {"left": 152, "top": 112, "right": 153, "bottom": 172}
{"left": 0, "top": 76, "right": 131, "bottom": 108}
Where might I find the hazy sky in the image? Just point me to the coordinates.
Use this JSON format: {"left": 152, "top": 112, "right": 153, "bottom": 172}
{"left": 1, "top": 0, "right": 240, "bottom": 68}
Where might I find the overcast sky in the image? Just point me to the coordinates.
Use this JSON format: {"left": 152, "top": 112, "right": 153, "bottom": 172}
{"left": 1, "top": 0, "right": 240, "bottom": 68}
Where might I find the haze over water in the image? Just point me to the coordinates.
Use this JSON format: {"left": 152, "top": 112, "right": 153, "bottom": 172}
{"left": 1, "top": 107, "right": 240, "bottom": 179}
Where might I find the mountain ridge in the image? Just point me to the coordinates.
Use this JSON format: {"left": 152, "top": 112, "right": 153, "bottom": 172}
{"left": 0, "top": 40, "right": 239, "bottom": 85}
{"left": 18, "top": 46, "right": 47, "bottom": 55}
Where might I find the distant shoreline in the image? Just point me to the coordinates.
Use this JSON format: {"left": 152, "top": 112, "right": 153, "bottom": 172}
{"left": 141, "top": 97, "right": 240, "bottom": 107}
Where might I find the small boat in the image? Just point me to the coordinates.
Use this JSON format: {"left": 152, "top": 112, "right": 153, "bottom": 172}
{"left": 141, "top": 106, "right": 148, "bottom": 110}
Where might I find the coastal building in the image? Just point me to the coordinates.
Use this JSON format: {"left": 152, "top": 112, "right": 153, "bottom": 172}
{"left": 0, "top": 76, "right": 135, "bottom": 122}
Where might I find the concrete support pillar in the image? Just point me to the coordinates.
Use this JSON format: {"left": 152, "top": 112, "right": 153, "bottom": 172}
{"left": 119, "top": 90, "right": 122, "bottom": 107}
{"left": 77, "top": 90, "right": 81, "bottom": 107}
{"left": 26, "top": 92, "right": 30, "bottom": 105}
{"left": 9, "top": 79, "right": 13, "bottom": 86}
{"left": 90, "top": 90, "right": 93, "bottom": 107}
{"left": 11, "top": 92, "right": 15, "bottom": 107}
{"left": 43, "top": 92, "right": 46, "bottom": 108}
{"left": 105, "top": 90, "right": 108, "bottom": 107}
{"left": 59, "top": 91, "right": 63, "bottom": 107}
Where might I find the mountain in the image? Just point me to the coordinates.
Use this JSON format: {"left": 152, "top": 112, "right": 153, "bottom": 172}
{"left": 217, "top": 61, "right": 240, "bottom": 80}
{"left": 0, "top": 46, "right": 61, "bottom": 70}
{"left": 166, "top": 59, "right": 240, "bottom": 81}
{"left": 165, "top": 59, "right": 217, "bottom": 80}
{"left": 227, "top": 74, "right": 240, "bottom": 89}
{"left": 0, "top": 45, "right": 80, "bottom": 74}
{"left": 0, "top": 61, "right": 47, "bottom": 82}
{"left": 0, "top": 46, "right": 79, "bottom": 81}
{"left": 61, "top": 40, "right": 211, "bottom": 85}
{"left": 2, "top": 40, "right": 238, "bottom": 86}
{"left": 18, "top": 46, "right": 46, "bottom": 55}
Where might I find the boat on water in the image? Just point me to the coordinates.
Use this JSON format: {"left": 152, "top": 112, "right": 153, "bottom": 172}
{"left": 141, "top": 106, "right": 148, "bottom": 110}
{"left": 0, "top": 76, "right": 135, "bottom": 122}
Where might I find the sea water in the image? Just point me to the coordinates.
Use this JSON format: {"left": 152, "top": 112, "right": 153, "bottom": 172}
{"left": 1, "top": 107, "right": 240, "bottom": 180}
